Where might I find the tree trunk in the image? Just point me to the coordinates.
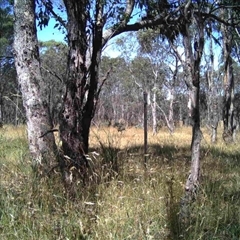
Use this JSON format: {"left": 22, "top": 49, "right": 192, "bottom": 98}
{"left": 59, "top": 0, "right": 89, "bottom": 172}
{"left": 182, "top": 13, "right": 204, "bottom": 197}
{"left": 206, "top": 34, "right": 218, "bottom": 143}
{"left": 168, "top": 89, "right": 175, "bottom": 133}
{"left": 221, "top": 11, "right": 235, "bottom": 143}
{"left": 179, "top": 97, "right": 183, "bottom": 127}
{"left": 60, "top": 1, "right": 103, "bottom": 177}
{"left": 13, "top": 0, "right": 58, "bottom": 172}
{"left": 211, "top": 96, "right": 219, "bottom": 143}
{"left": 185, "top": 84, "right": 201, "bottom": 194}
{"left": 0, "top": 95, "right": 3, "bottom": 125}
{"left": 222, "top": 56, "right": 235, "bottom": 142}
{"left": 151, "top": 90, "right": 157, "bottom": 135}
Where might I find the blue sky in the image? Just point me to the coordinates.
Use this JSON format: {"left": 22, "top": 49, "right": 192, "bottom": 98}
{"left": 36, "top": 3, "right": 143, "bottom": 57}
{"left": 37, "top": 19, "right": 123, "bottom": 58}
{"left": 37, "top": 18, "right": 66, "bottom": 42}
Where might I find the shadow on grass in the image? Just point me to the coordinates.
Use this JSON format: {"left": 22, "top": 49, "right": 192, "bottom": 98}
{"left": 2, "top": 128, "right": 240, "bottom": 239}
{"left": 91, "top": 143, "right": 192, "bottom": 166}
{"left": 90, "top": 143, "right": 240, "bottom": 240}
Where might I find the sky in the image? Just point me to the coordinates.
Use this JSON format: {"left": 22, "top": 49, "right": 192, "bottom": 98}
{"left": 37, "top": 17, "right": 123, "bottom": 58}
{"left": 35, "top": 2, "right": 142, "bottom": 58}
{"left": 37, "top": 19, "right": 66, "bottom": 43}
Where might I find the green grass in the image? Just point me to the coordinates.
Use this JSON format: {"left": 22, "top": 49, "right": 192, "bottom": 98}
{"left": 0, "top": 125, "right": 240, "bottom": 239}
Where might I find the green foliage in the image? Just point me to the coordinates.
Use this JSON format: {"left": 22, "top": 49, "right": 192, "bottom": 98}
{"left": 0, "top": 1, "right": 19, "bottom": 124}
{"left": 0, "top": 0, "right": 13, "bottom": 56}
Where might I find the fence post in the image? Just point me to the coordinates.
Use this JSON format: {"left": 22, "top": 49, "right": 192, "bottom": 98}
{"left": 143, "top": 91, "right": 148, "bottom": 166}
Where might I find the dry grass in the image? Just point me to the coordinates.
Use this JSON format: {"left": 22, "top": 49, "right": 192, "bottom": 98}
{"left": 0, "top": 125, "right": 240, "bottom": 239}
{"left": 90, "top": 126, "right": 194, "bottom": 149}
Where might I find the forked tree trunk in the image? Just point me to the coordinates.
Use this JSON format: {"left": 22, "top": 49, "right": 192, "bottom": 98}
{"left": 13, "top": 0, "right": 58, "bottom": 172}
{"left": 59, "top": 0, "right": 89, "bottom": 173}
{"left": 60, "top": 0, "right": 103, "bottom": 177}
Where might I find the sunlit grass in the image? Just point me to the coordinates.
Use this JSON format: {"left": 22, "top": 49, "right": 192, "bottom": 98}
{"left": 0, "top": 125, "right": 240, "bottom": 239}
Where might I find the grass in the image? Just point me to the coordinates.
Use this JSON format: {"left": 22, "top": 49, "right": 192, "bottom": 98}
{"left": 0, "top": 125, "right": 240, "bottom": 239}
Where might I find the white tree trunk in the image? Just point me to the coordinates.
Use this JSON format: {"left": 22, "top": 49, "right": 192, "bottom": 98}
{"left": 151, "top": 90, "right": 157, "bottom": 135}
{"left": 13, "top": 0, "right": 57, "bottom": 170}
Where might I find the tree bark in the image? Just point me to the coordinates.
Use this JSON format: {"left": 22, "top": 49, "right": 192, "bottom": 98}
{"left": 59, "top": 0, "right": 104, "bottom": 176}
{"left": 206, "top": 32, "right": 218, "bottom": 143}
{"left": 13, "top": 0, "right": 58, "bottom": 172}
{"left": 59, "top": 0, "right": 89, "bottom": 171}
{"left": 151, "top": 89, "right": 157, "bottom": 135}
{"left": 221, "top": 10, "right": 235, "bottom": 143}
{"left": 168, "top": 90, "right": 175, "bottom": 133}
{"left": 182, "top": 12, "right": 204, "bottom": 197}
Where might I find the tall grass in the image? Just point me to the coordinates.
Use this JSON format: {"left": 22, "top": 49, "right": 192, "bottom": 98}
{"left": 0, "top": 125, "right": 240, "bottom": 239}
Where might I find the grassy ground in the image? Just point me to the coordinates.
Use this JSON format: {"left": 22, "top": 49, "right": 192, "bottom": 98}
{"left": 0, "top": 125, "right": 240, "bottom": 239}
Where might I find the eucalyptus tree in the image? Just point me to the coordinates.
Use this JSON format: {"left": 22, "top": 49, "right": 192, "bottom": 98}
{"left": 14, "top": 0, "right": 240, "bottom": 187}
{"left": 203, "top": 21, "right": 220, "bottom": 143}
{"left": 117, "top": 31, "right": 178, "bottom": 133}
{"left": 233, "top": 65, "right": 240, "bottom": 126}
{"left": 58, "top": 0, "right": 181, "bottom": 174}
{"left": 136, "top": 30, "right": 176, "bottom": 134}
{"left": 170, "top": 1, "right": 240, "bottom": 198}
{"left": 220, "top": 2, "right": 239, "bottom": 142}
{"left": 169, "top": 2, "right": 205, "bottom": 197}
{"left": 13, "top": 0, "right": 183, "bottom": 178}
{"left": 14, "top": 0, "right": 58, "bottom": 171}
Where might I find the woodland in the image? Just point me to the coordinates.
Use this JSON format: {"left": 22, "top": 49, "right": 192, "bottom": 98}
{"left": 1, "top": 0, "right": 240, "bottom": 239}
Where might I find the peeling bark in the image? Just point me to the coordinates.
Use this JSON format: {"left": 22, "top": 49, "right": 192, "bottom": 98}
{"left": 59, "top": 0, "right": 104, "bottom": 179}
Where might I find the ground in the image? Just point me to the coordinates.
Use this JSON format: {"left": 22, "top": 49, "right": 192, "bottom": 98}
{"left": 0, "top": 125, "right": 240, "bottom": 239}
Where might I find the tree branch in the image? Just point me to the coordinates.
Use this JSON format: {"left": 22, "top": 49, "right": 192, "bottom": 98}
{"left": 102, "top": 2, "right": 240, "bottom": 49}
{"left": 41, "top": 65, "right": 64, "bottom": 83}
{"left": 156, "top": 102, "right": 173, "bottom": 133}
{"left": 121, "top": 0, "right": 135, "bottom": 25}
{"left": 92, "top": 67, "right": 112, "bottom": 117}
{"left": 96, "top": 67, "right": 112, "bottom": 99}
{"left": 39, "top": 128, "right": 58, "bottom": 138}
{"left": 41, "top": 0, "right": 67, "bottom": 29}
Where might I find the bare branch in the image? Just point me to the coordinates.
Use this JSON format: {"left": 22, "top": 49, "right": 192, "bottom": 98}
{"left": 156, "top": 102, "right": 173, "bottom": 133}
{"left": 92, "top": 67, "right": 112, "bottom": 117}
{"left": 96, "top": 67, "right": 112, "bottom": 98}
{"left": 41, "top": 65, "right": 64, "bottom": 83}
{"left": 169, "top": 41, "right": 184, "bottom": 64}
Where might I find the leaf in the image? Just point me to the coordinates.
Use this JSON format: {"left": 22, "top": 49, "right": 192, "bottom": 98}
{"left": 54, "top": 23, "right": 59, "bottom": 29}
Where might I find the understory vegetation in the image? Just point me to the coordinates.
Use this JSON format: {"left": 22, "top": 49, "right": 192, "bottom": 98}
{"left": 0, "top": 125, "right": 240, "bottom": 239}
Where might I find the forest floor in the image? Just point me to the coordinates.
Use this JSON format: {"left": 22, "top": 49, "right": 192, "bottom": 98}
{"left": 0, "top": 125, "right": 240, "bottom": 239}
